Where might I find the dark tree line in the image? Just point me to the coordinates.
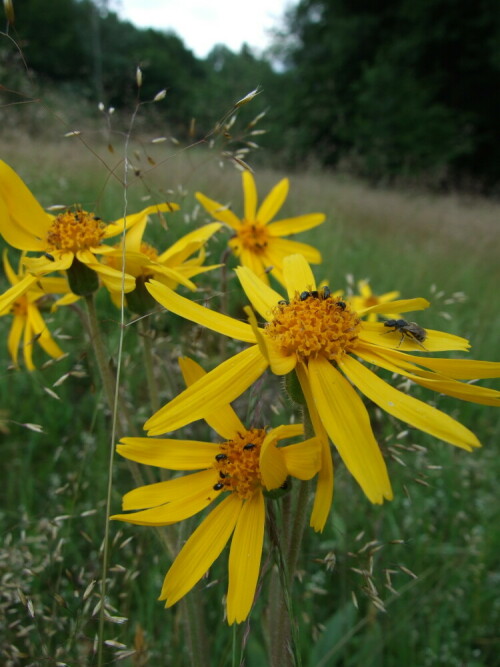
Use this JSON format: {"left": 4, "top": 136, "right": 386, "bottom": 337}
{"left": 2, "top": 0, "right": 500, "bottom": 188}
{"left": 279, "top": 0, "right": 500, "bottom": 187}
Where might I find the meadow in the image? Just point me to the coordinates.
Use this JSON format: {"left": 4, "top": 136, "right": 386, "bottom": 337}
{"left": 1, "top": 125, "right": 499, "bottom": 667}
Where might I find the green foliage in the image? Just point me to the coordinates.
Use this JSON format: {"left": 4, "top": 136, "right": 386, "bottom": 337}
{"left": 280, "top": 0, "right": 500, "bottom": 187}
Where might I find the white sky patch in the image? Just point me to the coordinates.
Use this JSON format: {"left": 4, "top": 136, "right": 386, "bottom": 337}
{"left": 113, "top": 0, "right": 292, "bottom": 59}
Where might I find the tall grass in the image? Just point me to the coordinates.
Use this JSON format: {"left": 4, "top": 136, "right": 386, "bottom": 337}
{"left": 1, "top": 132, "right": 499, "bottom": 666}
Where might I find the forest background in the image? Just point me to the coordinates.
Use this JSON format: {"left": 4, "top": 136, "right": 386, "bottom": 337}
{"left": 2, "top": 0, "right": 500, "bottom": 190}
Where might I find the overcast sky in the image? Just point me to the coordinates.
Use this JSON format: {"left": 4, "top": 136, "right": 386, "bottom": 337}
{"left": 113, "top": 0, "right": 292, "bottom": 59}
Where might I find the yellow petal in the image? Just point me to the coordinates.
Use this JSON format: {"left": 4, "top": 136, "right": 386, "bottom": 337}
{"left": 282, "top": 437, "right": 321, "bottom": 480}
{"left": 358, "top": 298, "right": 430, "bottom": 316}
{"left": 0, "top": 274, "right": 39, "bottom": 315}
{"left": 36, "top": 276, "right": 72, "bottom": 294}
{"left": 340, "top": 355, "right": 480, "bottom": 451}
{"left": 146, "top": 279, "right": 256, "bottom": 343}
{"left": 23, "top": 252, "right": 74, "bottom": 276}
{"left": 393, "top": 351, "right": 500, "bottom": 380}
{"left": 22, "top": 317, "right": 35, "bottom": 371}
{"left": 242, "top": 171, "right": 257, "bottom": 221}
{"left": 267, "top": 213, "right": 325, "bottom": 236}
{"left": 117, "top": 437, "right": 220, "bottom": 469}
{"left": 111, "top": 482, "right": 217, "bottom": 526}
{"left": 308, "top": 356, "right": 393, "bottom": 504}
{"left": 235, "top": 266, "right": 283, "bottom": 320}
{"left": 122, "top": 470, "right": 216, "bottom": 510}
{"left": 178, "top": 356, "right": 246, "bottom": 439}
{"left": 239, "top": 247, "right": 270, "bottom": 284}
{"left": 310, "top": 435, "right": 334, "bottom": 532}
{"left": 106, "top": 202, "right": 179, "bottom": 238}
{"left": 260, "top": 432, "right": 288, "bottom": 489}
{"left": 256, "top": 178, "right": 288, "bottom": 224}
{"left": 268, "top": 238, "right": 322, "bottom": 265}
{"left": 283, "top": 254, "right": 317, "bottom": 300}
{"left": 243, "top": 312, "right": 297, "bottom": 376}
{"left": 227, "top": 491, "right": 265, "bottom": 624}
{"left": 359, "top": 321, "right": 470, "bottom": 352}
{"left": 2, "top": 249, "right": 18, "bottom": 286}
{"left": 147, "top": 263, "right": 197, "bottom": 290}
{"left": 7, "top": 314, "right": 24, "bottom": 366}
{"left": 195, "top": 192, "right": 242, "bottom": 229}
{"left": 0, "top": 160, "right": 50, "bottom": 249}
{"left": 158, "top": 223, "right": 221, "bottom": 263}
{"left": 357, "top": 345, "right": 500, "bottom": 407}
{"left": 27, "top": 304, "right": 64, "bottom": 359}
{"left": 295, "top": 363, "right": 334, "bottom": 531}
{"left": 160, "top": 494, "right": 242, "bottom": 605}
{"left": 273, "top": 423, "right": 304, "bottom": 440}
{"left": 76, "top": 254, "right": 136, "bottom": 293}
{"left": 145, "top": 346, "right": 269, "bottom": 435}
{"left": 121, "top": 215, "right": 147, "bottom": 253}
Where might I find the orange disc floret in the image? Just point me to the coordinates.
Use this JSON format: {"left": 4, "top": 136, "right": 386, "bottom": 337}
{"left": 234, "top": 222, "right": 270, "bottom": 255}
{"left": 46, "top": 209, "right": 106, "bottom": 252}
{"left": 265, "top": 292, "right": 361, "bottom": 362}
{"left": 213, "top": 429, "right": 266, "bottom": 499}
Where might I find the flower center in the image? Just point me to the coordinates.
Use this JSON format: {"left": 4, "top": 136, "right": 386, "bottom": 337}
{"left": 236, "top": 221, "right": 270, "bottom": 255}
{"left": 11, "top": 295, "right": 28, "bottom": 317}
{"left": 140, "top": 242, "right": 159, "bottom": 263}
{"left": 265, "top": 290, "right": 361, "bottom": 362}
{"left": 139, "top": 242, "right": 159, "bottom": 277}
{"left": 46, "top": 209, "right": 106, "bottom": 252}
{"left": 212, "top": 428, "right": 266, "bottom": 499}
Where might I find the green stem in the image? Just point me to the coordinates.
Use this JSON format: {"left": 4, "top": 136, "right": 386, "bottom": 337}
{"left": 84, "top": 294, "right": 117, "bottom": 420}
{"left": 267, "top": 502, "right": 303, "bottom": 667}
{"left": 180, "top": 590, "right": 210, "bottom": 667}
{"left": 138, "top": 318, "right": 161, "bottom": 413}
{"left": 84, "top": 293, "right": 122, "bottom": 667}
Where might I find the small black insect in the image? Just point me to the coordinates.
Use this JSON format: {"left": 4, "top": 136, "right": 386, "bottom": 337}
{"left": 215, "top": 453, "right": 227, "bottom": 461}
{"left": 277, "top": 299, "right": 288, "bottom": 306}
{"left": 43, "top": 252, "right": 55, "bottom": 262}
{"left": 219, "top": 471, "right": 228, "bottom": 479}
{"left": 336, "top": 300, "right": 346, "bottom": 310}
{"left": 213, "top": 482, "right": 224, "bottom": 491}
{"left": 322, "top": 286, "right": 331, "bottom": 299}
{"left": 299, "top": 291, "right": 310, "bottom": 301}
{"left": 310, "top": 290, "right": 319, "bottom": 298}
{"left": 383, "top": 319, "right": 427, "bottom": 348}
{"left": 243, "top": 443, "right": 256, "bottom": 451}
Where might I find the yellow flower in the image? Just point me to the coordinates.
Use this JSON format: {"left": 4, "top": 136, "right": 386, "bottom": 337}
{"left": 112, "top": 357, "right": 320, "bottom": 624}
{"left": 143, "top": 254, "right": 500, "bottom": 530}
{"left": 350, "top": 279, "right": 401, "bottom": 322}
{"left": 0, "top": 159, "right": 177, "bottom": 305}
{"left": 0, "top": 250, "right": 72, "bottom": 370}
{"left": 103, "top": 213, "right": 222, "bottom": 311}
{"left": 195, "top": 171, "right": 325, "bottom": 285}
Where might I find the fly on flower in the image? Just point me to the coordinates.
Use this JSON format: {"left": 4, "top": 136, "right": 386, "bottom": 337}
{"left": 112, "top": 357, "right": 320, "bottom": 624}
{"left": 195, "top": 171, "right": 325, "bottom": 285}
{"left": 142, "top": 254, "right": 500, "bottom": 530}
{"left": 0, "top": 160, "right": 179, "bottom": 307}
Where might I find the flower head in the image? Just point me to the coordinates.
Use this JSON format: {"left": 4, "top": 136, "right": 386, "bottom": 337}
{"left": 143, "top": 255, "right": 500, "bottom": 530}
{"left": 0, "top": 250, "right": 74, "bottom": 370}
{"left": 112, "top": 357, "right": 320, "bottom": 624}
{"left": 103, "top": 213, "right": 221, "bottom": 311}
{"left": 0, "top": 159, "right": 178, "bottom": 305}
{"left": 196, "top": 171, "right": 325, "bottom": 285}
